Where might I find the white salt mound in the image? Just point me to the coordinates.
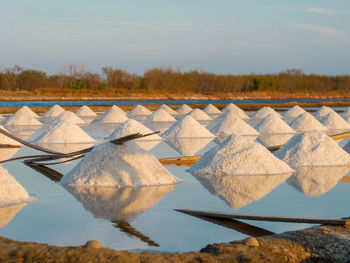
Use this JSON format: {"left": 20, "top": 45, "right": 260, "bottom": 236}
{"left": 158, "top": 104, "right": 178, "bottom": 115}
{"left": 274, "top": 131, "right": 350, "bottom": 167}
{"left": 93, "top": 108, "right": 128, "bottom": 124}
{"left": 188, "top": 134, "right": 294, "bottom": 176}
{"left": 33, "top": 120, "right": 95, "bottom": 144}
{"left": 283, "top": 105, "right": 306, "bottom": 119}
{"left": 203, "top": 104, "right": 221, "bottom": 114}
{"left": 320, "top": 111, "right": 350, "bottom": 131}
{"left": 53, "top": 111, "right": 85, "bottom": 125}
{"left": 60, "top": 141, "right": 182, "bottom": 187}
{"left": 186, "top": 109, "right": 213, "bottom": 121}
{"left": 75, "top": 105, "right": 97, "bottom": 117}
{"left": 222, "top": 103, "right": 243, "bottom": 113}
{"left": 0, "top": 166, "right": 36, "bottom": 207}
{"left": 42, "top": 105, "right": 65, "bottom": 118}
{"left": 128, "top": 105, "right": 152, "bottom": 116}
{"left": 4, "top": 110, "right": 43, "bottom": 126}
{"left": 162, "top": 115, "right": 215, "bottom": 138}
{"left": 220, "top": 106, "right": 249, "bottom": 119}
{"left": 176, "top": 104, "right": 193, "bottom": 115}
{"left": 0, "top": 125, "right": 21, "bottom": 146}
{"left": 255, "top": 114, "right": 295, "bottom": 134}
{"left": 289, "top": 112, "right": 328, "bottom": 132}
{"left": 314, "top": 106, "right": 336, "bottom": 120}
{"left": 251, "top": 107, "right": 280, "bottom": 119}
{"left": 144, "top": 108, "right": 176, "bottom": 122}
{"left": 17, "top": 106, "right": 39, "bottom": 118}
{"left": 106, "top": 105, "right": 126, "bottom": 115}
{"left": 108, "top": 119, "right": 162, "bottom": 141}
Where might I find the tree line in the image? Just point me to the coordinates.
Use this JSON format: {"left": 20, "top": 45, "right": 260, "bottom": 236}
{"left": 0, "top": 65, "right": 349, "bottom": 95}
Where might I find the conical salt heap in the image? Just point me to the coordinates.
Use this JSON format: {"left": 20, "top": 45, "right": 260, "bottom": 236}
{"left": 251, "top": 107, "right": 280, "bottom": 119}
{"left": 128, "top": 105, "right": 152, "bottom": 116}
{"left": 60, "top": 141, "right": 181, "bottom": 187}
{"left": 53, "top": 111, "right": 85, "bottom": 125}
{"left": 289, "top": 112, "right": 327, "bottom": 132}
{"left": 0, "top": 125, "right": 21, "bottom": 146}
{"left": 93, "top": 107, "right": 128, "bottom": 124}
{"left": 186, "top": 109, "right": 213, "bottom": 121}
{"left": 75, "top": 105, "right": 97, "bottom": 117}
{"left": 4, "top": 109, "right": 43, "bottom": 126}
{"left": 144, "top": 108, "right": 176, "bottom": 122}
{"left": 255, "top": 114, "right": 295, "bottom": 134}
{"left": 42, "top": 105, "right": 65, "bottom": 118}
{"left": 203, "top": 104, "right": 221, "bottom": 114}
{"left": 220, "top": 105, "right": 249, "bottom": 119}
{"left": 158, "top": 104, "right": 178, "bottom": 115}
{"left": 17, "top": 106, "right": 39, "bottom": 118}
{"left": 0, "top": 166, "right": 36, "bottom": 207}
{"left": 33, "top": 120, "right": 96, "bottom": 144}
{"left": 314, "top": 106, "right": 336, "bottom": 120}
{"left": 176, "top": 104, "right": 193, "bottom": 115}
{"left": 188, "top": 135, "right": 294, "bottom": 176}
{"left": 283, "top": 105, "right": 306, "bottom": 119}
{"left": 320, "top": 111, "right": 350, "bottom": 131}
{"left": 162, "top": 115, "right": 215, "bottom": 138}
{"left": 274, "top": 131, "right": 350, "bottom": 168}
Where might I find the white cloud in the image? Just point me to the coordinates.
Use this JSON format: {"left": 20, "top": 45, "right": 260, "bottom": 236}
{"left": 288, "top": 23, "right": 342, "bottom": 35}
{"left": 308, "top": 7, "right": 347, "bottom": 15}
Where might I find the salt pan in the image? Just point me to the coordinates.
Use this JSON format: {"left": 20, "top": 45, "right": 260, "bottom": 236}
{"left": 289, "top": 112, "right": 327, "bottom": 132}
{"left": 144, "top": 109, "right": 176, "bottom": 122}
{"left": 255, "top": 114, "right": 295, "bottom": 134}
{"left": 128, "top": 105, "right": 152, "bottom": 116}
{"left": 320, "top": 111, "right": 350, "bottom": 131}
{"left": 158, "top": 104, "right": 178, "bottom": 115}
{"left": 176, "top": 104, "right": 193, "bottom": 115}
{"left": 53, "top": 111, "right": 85, "bottom": 125}
{"left": 314, "top": 106, "right": 336, "bottom": 120}
{"left": 283, "top": 105, "right": 306, "bottom": 119}
{"left": 186, "top": 109, "right": 213, "bottom": 121}
{"left": 42, "top": 105, "right": 65, "bottom": 118}
{"left": 203, "top": 104, "right": 221, "bottom": 114}
{"left": 251, "top": 107, "right": 280, "bottom": 119}
{"left": 75, "top": 105, "right": 97, "bottom": 117}
{"left": 0, "top": 125, "right": 21, "bottom": 146}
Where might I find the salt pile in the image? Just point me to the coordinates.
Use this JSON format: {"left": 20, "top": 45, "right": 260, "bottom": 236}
{"left": 222, "top": 103, "right": 242, "bottom": 113}
{"left": 144, "top": 108, "right": 176, "bottom": 122}
{"left": 0, "top": 203, "right": 27, "bottom": 228}
{"left": 166, "top": 137, "right": 213, "bottom": 156}
{"left": 283, "top": 105, "right": 306, "bottom": 119}
{"left": 17, "top": 106, "right": 39, "bottom": 118}
{"left": 53, "top": 111, "right": 85, "bottom": 125}
{"left": 158, "top": 104, "right": 178, "bottom": 115}
{"left": 75, "top": 105, "right": 97, "bottom": 117}
{"left": 107, "top": 105, "right": 126, "bottom": 115}
{"left": 203, "top": 104, "right": 221, "bottom": 114}
{"left": 176, "top": 104, "right": 193, "bottom": 115}
{"left": 0, "top": 125, "right": 21, "bottom": 146}
{"left": 186, "top": 109, "right": 213, "bottom": 121}
{"left": 93, "top": 107, "right": 128, "bottom": 124}
{"left": 274, "top": 131, "right": 350, "bottom": 167}
{"left": 289, "top": 112, "right": 327, "bottom": 132}
{"left": 0, "top": 166, "right": 36, "bottom": 207}
{"left": 162, "top": 115, "right": 215, "bottom": 138}
{"left": 220, "top": 106, "right": 249, "bottom": 119}
{"left": 60, "top": 141, "right": 182, "bottom": 187}
{"left": 4, "top": 110, "right": 43, "bottom": 126}
{"left": 255, "top": 114, "right": 295, "bottom": 134}
{"left": 188, "top": 135, "right": 294, "bottom": 176}
{"left": 128, "top": 105, "right": 152, "bottom": 116}
{"left": 42, "top": 105, "right": 65, "bottom": 118}
{"left": 33, "top": 120, "right": 96, "bottom": 144}
{"left": 251, "top": 107, "right": 280, "bottom": 119}
{"left": 320, "top": 111, "right": 350, "bottom": 131}
{"left": 314, "top": 106, "right": 336, "bottom": 120}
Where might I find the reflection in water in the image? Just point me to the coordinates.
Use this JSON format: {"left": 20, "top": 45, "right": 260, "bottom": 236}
{"left": 0, "top": 148, "right": 20, "bottom": 161}
{"left": 166, "top": 138, "right": 213, "bottom": 156}
{"left": 134, "top": 140, "right": 161, "bottom": 151}
{"left": 0, "top": 203, "right": 26, "bottom": 227}
{"left": 288, "top": 166, "right": 350, "bottom": 196}
{"left": 193, "top": 173, "right": 292, "bottom": 209}
{"left": 258, "top": 133, "right": 295, "bottom": 148}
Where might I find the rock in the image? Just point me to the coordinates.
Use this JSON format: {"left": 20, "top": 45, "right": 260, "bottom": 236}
{"left": 84, "top": 240, "right": 102, "bottom": 249}
{"left": 244, "top": 237, "right": 259, "bottom": 247}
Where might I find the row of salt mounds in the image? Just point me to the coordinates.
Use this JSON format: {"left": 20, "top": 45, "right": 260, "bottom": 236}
{"left": 283, "top": 105, "right": 306, "bottom": 119}
{"left": 314, "top": 106, "right": 336, "bottom": 120}
{"left": 176, "top": 104, "right": 192, "bottom": 115}
{"left": 0, "top": 166, "right": 37, "bottom": 207}
{"left": 289, "top": 112, "right": 327, "bottom": 132}
{"left": 211, "top": 112, "right": 258, "bottom": 142}
{"left": 42, "top": 105, "right": 65, "bottom": 118}
{"left": 320, "top": 111, "right": 350, "bottom": 132}
{"left": 129, "top": 105, "right": 152, "bottom": 116}
{"left": 251, "top": 106, "right": 281, "bottom": 119}
{"left": 32, "top": 120, "right": 96, "bottom": 144}
{"left": 186, "top": 109, "right": 213, "bottom": 121}
{"left": 158, "top": 104, "right": 178, "bottom": 115}
{"left": 93, "top": 105, "right": 128, "bottom": 124}
{"left": 4, "top": 107, "right": 43, "bottom": 126}
{"left": 53, "top": 111, "right": 85, "bottom": 125}
{"left": 255, "top": 114, "right": 295, "bottom": 134}
{"left": 60, "top": 141, "right": 182, "bottom": 187}
{"left": 0, "top": 125, "right": 21, "bottom": 146}
{"left": 188, "top": 135, "right": 294, "bottom": 176}
{"left": 162, "top": 115, "right": 215, "bottom": 138}
{"left": 144, "top": 108, "right": 176, "bottom": 122}
{"left": 221, "top": 104, "right": 249, "bottom": 119}
{"left": 203, "top": 104, "right": 221, "bottom": 114}
{"left": 274, "top": 131, "right": 350, "bottom": 168}
{"left": 75, "top": 105, "right": 97, "bottom": 117}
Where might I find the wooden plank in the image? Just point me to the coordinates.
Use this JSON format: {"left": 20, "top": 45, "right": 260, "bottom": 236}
{"left": 158, "top": 156, "right": 201, "bottom": 166}
{"left": 0, "top": 144, "right": 21, "bottom": 148}
{"left": 330, "top": 131, "right": 350, "bottom": 140}
{"left": 175, "top": 209, "right": 350, "bottom": 226}
{"left": 341, "top": 176, "right": 350, "bottom": 183}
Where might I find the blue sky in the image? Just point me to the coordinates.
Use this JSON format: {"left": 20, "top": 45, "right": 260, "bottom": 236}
{"left": 0, "top": 0, "right": 349, "bottom": 75}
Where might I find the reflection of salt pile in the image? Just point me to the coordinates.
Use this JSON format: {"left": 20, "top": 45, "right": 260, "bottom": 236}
{"left": 42, "top": 105, "right": 65, "bottom": 118}
{"left": 314, "top": 106, "right": 336, "bottom": 120}
{"left": 0, "top": 148, "right": 20, "bottom": 161}
{"left": 93, "top": 106, "right": 128, "bottom": 124}
{"left": 129, "top": 105, "right": 152, "bottom": 116}
{"left": 162, "top": 115, "right": 215, "bottom": 138}
{"left": 320, "top": 111, "right": 350, "bottom": 131}
{"left": 258, "top": 134, "right": 295, "bottom": 148}
{"left": 0, "top": 125, "right": 21, "bottom": 146}
{"left": 33, "top": 120, "right": 95, "bottom": 144}
{"left": 75, "top": 105, "right": 97, "bottom": 117}
{"left": 194, "top": 173, "right": 291, "bottom": 209}
{"left": 251, "top": 107, "right": 280, "bottom": 119}
{"left": 188, "top": 135, "right": 294, "bottom": 176}
{"left": 61, "top": 141, "right": 181, "bottom": 187}
{"left": 289, "top": 112, "right": 327, "bottom": 132}
{"left": 144, "top": 109, "right": 176, "bottom": 123}
{"left": 203, "top": 104, "right": 221, "bottom": 114}
{"left": 274, "top": 131, "right": 350, "bottom": 167}
{"left": 283, "top": 105, "right": 306, "bottom": 119}
{"left": 211, "top": 113, "right": 258, "bottom": 142}
{"left": 0, "top": 166, "right": 36, "bottom": 207}
{"left": 220, "top": 106, "right": 249, "bottom": 119}
{"left": 255, "top": 114, "right": 295, "bottom": 134}
{"left": 4, "top": 109, "right": 43, "bottom": 126}
{"left": 64, "top": 185, "right": 175, "bottom": 221}
{"left": 0, "top": 203, "right": 26, "bottom": 227}
{"left": 186, "top": 109, "right": 213, "bottom": 121}
{"left": 176, "top": 104, "right": 192, "bottom": 115}
{"left": 53, "top": 111, "right": 85, "bottom": 125}
{"left": 158, "top": 104, "right": 178, "bottom": 115}
{"left": 166, "top": 137, "right": 213, "bottom": 156}
{"left": 288, "top": 166, "right": 350, "bottom": 196}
